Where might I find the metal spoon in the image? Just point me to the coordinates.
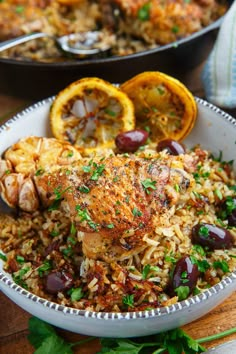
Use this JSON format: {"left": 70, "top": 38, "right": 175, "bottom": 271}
{"left": 0, "top": 31, "right": 112, "bottom": 58}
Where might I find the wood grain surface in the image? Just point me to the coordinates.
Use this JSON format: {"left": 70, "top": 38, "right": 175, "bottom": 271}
{"left": 0, "top": 63, "right": 236, "bottom": 353}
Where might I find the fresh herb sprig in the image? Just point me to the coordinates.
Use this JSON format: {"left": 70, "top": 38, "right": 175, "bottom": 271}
{"left": 28, "top": 316, "right": 236, "bottom": 354}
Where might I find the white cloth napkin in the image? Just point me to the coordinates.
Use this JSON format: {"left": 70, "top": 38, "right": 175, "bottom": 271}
{"left": 201, "top": 0, "right": 236, "bottom": 108}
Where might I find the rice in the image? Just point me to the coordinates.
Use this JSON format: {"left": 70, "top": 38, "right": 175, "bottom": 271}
{"left": 0, "top": 146, "right": 235, "bottom": 312}
{"left": 0, "top": 0, "right": 228, "bottom": 62}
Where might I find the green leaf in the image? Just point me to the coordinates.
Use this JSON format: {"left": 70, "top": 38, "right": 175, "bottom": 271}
{"left": 70, "top": 287, "right": 84, "bottom": 302}
{"left": 38, "top": 260, "right": 52, "bottom": 277}
{"left": 0, "top": 252, "right": 7, "bottom": 261}
{"left": 99, "top": 338, "right": 140, "bottom": 354}
{"left": 123, "top": 294, "right": 135, "bottom": 308}
{"left": 34, "top": 335, "right": 73, "bottom": 354}
{"left": 199, "top": 225, "right": 209, "bottom": 238}
{"left": 137, "top": 3, "right": 151, "bottom": 21}
{"left": 142, "top": 264, "right": 151, "bottom": 279}
{"left": 213, "top": 260, "right": 229, "bottom": 273}
{"left": 28, "top": 317, "right": 57, "bottom": 349}
{"left": 174, "top": 286, "right": 190, "bottom": 301}
{"left": 141, "top": 178, "right": 157, "bottom": 194}
{"left": 132, "top": 208, "right": 142, "bottom": 217}
{"left": 165, "top": 338, "right": 183, "bottom": 354}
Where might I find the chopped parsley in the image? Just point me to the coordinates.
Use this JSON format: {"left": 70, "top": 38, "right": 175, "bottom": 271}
{"left": 38, "top": 261, "right": 52, "bottom": 277}
{"left": 91, "top": 163, "right": 105, "bottom": 181}
{"left": 13, "top": 266, "right": 30, "bottom": 289}
{"left": 68, "top": 287, "right": 84, "bottom": 302}
{"left": 62, "top": 245, "right": 73, "bottom": 257}
{"left": 16, "top": 255, "right": 25, "bottom": 264}
{"left": 174, "top": 285, "right": 190, "bottom": 301}
{"left": 82, "top": 161, "right": 105, "bottom": 181}
{"left": 192, "top": 244, "right": 206, "bottom": 257}
{"left": 75, "top": 205, "right": 99, "bottom": 231}
{"left": 122, "top": 294, "right": 134, "bottom": 308}
{"left": 213, "top": 260, "right": 229, "bottom": 273}
{"left": 142, "top": 264, "right": 161, "bottom": 279}
{"left": 48, "top": 185, "right": 72, "bottom": 211}
{"left": 70, "top": 222, "right": 77, "bottom": 235}
{"left": 50, "top": 229, "right": 60, "bottom": 237}
{"left": 104, "top": 108, "right": 117, "bottom": 117}
{"left": 106, "top": 223, "right": 114, "bottom": 229}
{"left": 0, "top": 252, "right": 7, "bottom": 261}
{"left": 35, "top": 168, "right": 45, "bottom": 176}
{"left": 77, "top": 185, "right": 90, "bottom": 193}
{"left": 132, "top": 207, "right": 142, "bottom": 217}
{"left": 214, "top": 189, "right": 223, "bottom": 200}
{"left": 141, "top": 178, "right": 157, "bottom": 194}
{"left": 198, "top": 225, "right": 209, "bottom": 238}
{"left": 190, "top": 255, "right": 210, "bottom": 273}
{"left": 137, "top": 2, "right": 151, "bottom": 21}
{"left": 171, "top": 25, "right": 179, "bottom": 33}
{"left": 67, "top": 150, "right": 74, "bottom": 157}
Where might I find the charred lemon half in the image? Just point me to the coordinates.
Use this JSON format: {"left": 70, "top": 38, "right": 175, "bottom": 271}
{"left": 121, "top": 71, "right": 197, "bottom": 145}
{"left": 50, "top": 77, "right": 135, "bottom": 155}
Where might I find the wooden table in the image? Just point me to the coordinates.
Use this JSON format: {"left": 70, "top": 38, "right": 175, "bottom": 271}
{"left": 0, "top": 64, "right": 236, "bottom": 353}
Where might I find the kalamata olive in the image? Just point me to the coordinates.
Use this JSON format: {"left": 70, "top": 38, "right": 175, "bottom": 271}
{"left": 115, "top": 129, "right": 149, "bottom": 152}
{"left": 228, "top": 209, "right": 236, "bottom": 226}
{"left": 192, "top": 223, "right": 233, "bottom": 250}
{"left": 44, "top": 270, "right": 74, "bottom": 294}
{"left": 44, "top": 240, "right": 60, "bottom": 257}
{"left": 156, "top": 139, "right": 186, "bottom": 155}
{"left": 172, "top": 255, "right": 199, "bottom": 295}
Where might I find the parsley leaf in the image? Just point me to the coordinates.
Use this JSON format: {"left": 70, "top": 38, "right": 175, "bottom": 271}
{"left": 141, "top": 178, "right": 157, "bottom": 194}
{"left": 213, "top": 260, "right": 229, "bottom": 273}
{"left": 68, "top": 287, "right": 84, "bottom": 302}
{"left": 38, "top": 260, "right": 52, "bottom": 277}
{"left": 174, "top": 286, "right": 190, "bottom": 301}
{"left": 0, "top": 252, "right": 7, "bottom": 261}
{"left": 137, "top": 2, "right": 151, "bottom": 21}
{"left": 34, "top": 335, "right": 73, "bottom": 354}
{"left": 28, "top": 317, "right": 58, "bottom": 349}
{"left": 123, "top": 294, "right": 134, "bottom": 308}
{"left": 132, "top": 208, "right": 142, "bottom": 217}
{"left": 198, "top": 225, "right": 209, "bottom": 238}
{"left": 27, "top": 316, "right": 236, "bottom": 354}
{"left": 91, "top": 163, "right": 105, "bottom": 181}
{"left": 28, "top": 317, "right": 93, "bottom": 354}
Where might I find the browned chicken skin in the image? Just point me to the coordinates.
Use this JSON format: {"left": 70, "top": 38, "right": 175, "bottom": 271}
{"left": 35, "top": 154, "right": 194, "bottom": 261}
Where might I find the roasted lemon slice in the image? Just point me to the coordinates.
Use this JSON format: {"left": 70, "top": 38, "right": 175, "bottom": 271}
{"left": 121, "top": 71, "right": 197, "bottom": 144}
{"left": 50, "top": 77, "right": 135, "bottom": 155}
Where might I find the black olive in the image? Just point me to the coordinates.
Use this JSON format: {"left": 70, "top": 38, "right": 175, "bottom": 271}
{"left": 228, "top": 209, "right": 236, "bottom": 227}
{"left": 192, "top": 223, "right": 233, "bottom": 250}
{"left": 44, "top": 240, "right": 60, "bottom": 257}
{"left": 115, "top": 129, "right": 148, "bottom": 153}
{"left": 44, "top": 270, "right": 74, "bottom": 294}
{"left": 172, "top": 255, "right": 199, "bottom": 294}
{"left": 156, "top": 139, "right": 186, "bottom": 155}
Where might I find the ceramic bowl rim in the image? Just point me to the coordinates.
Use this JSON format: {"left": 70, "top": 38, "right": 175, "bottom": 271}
{"left": 0, "top": 96, "right": 236, "bottom": 320}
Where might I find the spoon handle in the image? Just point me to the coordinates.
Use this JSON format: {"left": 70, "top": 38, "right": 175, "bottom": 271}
{"left": 0, "top": 33, "right": 49, "bottom": 52}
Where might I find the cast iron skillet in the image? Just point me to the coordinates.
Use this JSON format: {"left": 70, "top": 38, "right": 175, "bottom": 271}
{"left": 0, "top": 0, "right": 232, "bottom": 100}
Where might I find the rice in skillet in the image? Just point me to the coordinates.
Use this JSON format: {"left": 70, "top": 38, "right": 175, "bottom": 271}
{"left": 0, "top": 145, "right": 235, "bottom": 312}
{"left": 0, "top": 0, "right": 228, "bottom": 61}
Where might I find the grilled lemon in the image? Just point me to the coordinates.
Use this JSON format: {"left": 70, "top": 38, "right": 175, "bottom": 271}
{"left": 50, "top": 77, "right": 135, "bottom": 155}
{"left": 121, "top": 71, "right": 197, "bottom": 145}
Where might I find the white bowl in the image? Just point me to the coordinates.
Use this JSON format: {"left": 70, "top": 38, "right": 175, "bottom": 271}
{"left": 0, "top": 97, "right": 236, "bottom": 337}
